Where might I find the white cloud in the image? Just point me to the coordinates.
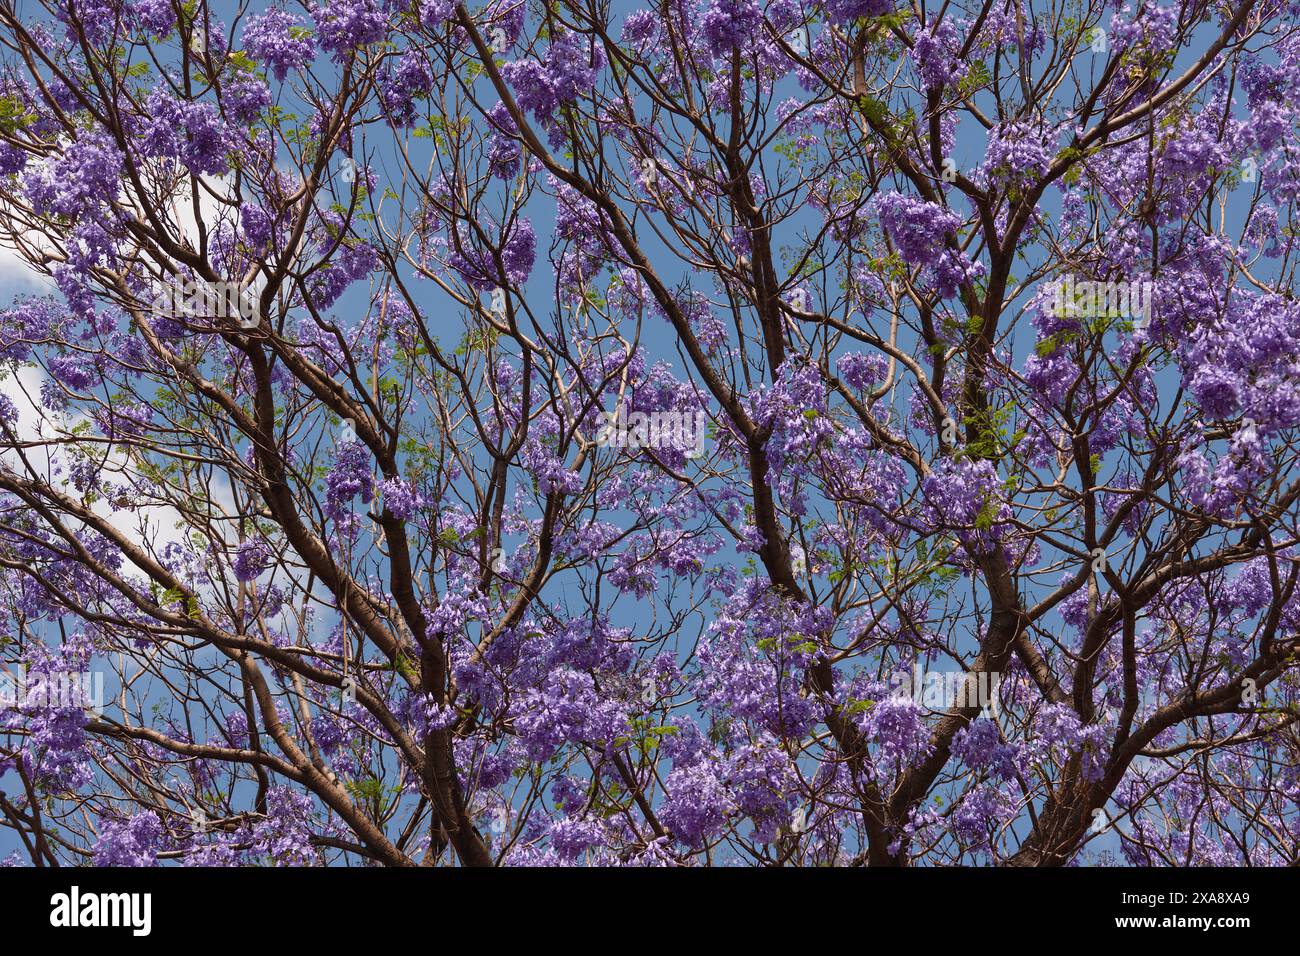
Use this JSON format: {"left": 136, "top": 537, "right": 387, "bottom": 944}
{"left": 0, "top": 243, "right": 52, "bottom": 297}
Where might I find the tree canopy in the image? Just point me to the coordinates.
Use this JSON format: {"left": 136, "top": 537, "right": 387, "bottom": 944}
{"left": 0, "top": 0, "right": 1298, "bottom": 867}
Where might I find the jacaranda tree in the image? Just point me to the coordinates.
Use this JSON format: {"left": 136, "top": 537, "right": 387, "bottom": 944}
{"left": 0, "top": 0, "right": 1297, "bottom": 867}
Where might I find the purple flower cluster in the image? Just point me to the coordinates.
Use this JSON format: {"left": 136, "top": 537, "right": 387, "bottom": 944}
{"left": 240, "top": 202, "right": 274, "bottom": 251}
{"left": 872, "top": 191, "right": 959, "bottom": 269}
{"left": 242, "top": 8, "right": 317, "bottom": 80}
{"left": 312, "top": 0, "right": 387, "bottom": 61}
{"left": 510, "top": 667, "right": 627, "bottom": 761}
{"left": 546, "top": 31, "right": 606, "bottom": 103}
{"left": 94, "top": 812, "right": 162, "bottom": 867}
{"left": 951, "top": 716, "right": 1021, "bottom": 780}
{"left": 486, "top": 102, "right": 522, "bottom": 180}
{"left": 378, "top": 476, "right": 425, "bottom": 520}
{"left": 824, "top": 0, "right": 894, "bottom": 24}
{"left": 448, "top": 217, "right": 536, "bottom": 290}
{"left": 23, "top": 131, "right": 122, "bottom": 219}
{"left": 253, "top": 787, "right": 317, "bottom": 865}
{"left": 419, "top": 0, "right": 456, "bottom": 27}
{"left": 660, "top": 762, "right": 735, "bottom": 847}
{"left": 1189, "top": 364, "right": 1241, "bottom": 420}
{"left": 224, "top": 75, "right": 272, "bottom": 125}
{"left": 139, "top": 89, "right": 232, "bottom": 176}
{"left": 873, "top": 190, "right": 984, "bottom": 297}
{"left": 911, "top": 18, "right": 966, "bottom": 89}
{"left": 380, "top": 52, "right": 433, "bottom": 127}
{"left": 1033, "top": 703, "right": 1109, "bottom": 782}
{"left": 232, "top": 539, "right": 270, "bottom": 582}
{"left": 978, "top": 121, "right": 1056, "bottom": 184}
{"left": 951, "top": 785, "right": 1014, "bottom": 848}
{"left": 700, "top": 0, "right": 763, "bottom": 58}
{"left": 307, "top": 232, "right": 377, "bottom": 310}
{"left": 325, "top": 440, "right": 375, "bottom": 521}
{"left": 48, "top": 353, "right": 99, "bottom": 390}
{"left": 749, "top": 360, "right": 836, "bottom": 487}
{"left": 695, "top": 583, "right": 825, "bottom": 739}
{"left": 500, "top": 60, "right": 557, "bottom": 122}
{"left": 856, "top": 690, "right": 935, "bottom": 771}
{"left": 499, "top": 30, "right": 606, "bottom": 127}
{"left": 836, "top": 351, "right": 888, "bottom": 391}
{"left": 130, "top": 0, "right": 176, "bottom": 36}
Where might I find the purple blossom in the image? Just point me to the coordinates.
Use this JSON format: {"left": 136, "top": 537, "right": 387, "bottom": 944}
{"left": 312, "top": 0, "right": 387, "bottom": 61}
{"left": 449, "top": 217, "right": 536, "bottom": 290}
{"left": 660, "top": 761, "right": 734, "bottom": 847}
{"left": 952, "top": 717, "right": 1021, "bottom": 780}
{"left": 952, "top": 785, "right": 1013, "bottom": 847}
{"left": 130, "top": 0, "right": 176, "bottom": 36}
{"left": 325, "top": 440, "right": 375, "bottom": 521}
{"left": 824, "top": 0, "right": 894, "bottom": 24}
{"left": 232, "top": 539, "right": 270, "bottom": 582}
{"left": 620, "top": 10, "right": 661, "bottom": 51}
{"left": 500, "top": 59, "right": 556, "bottom": 121}
{"left": 240, "top": 202, "right": 274, "bottom": 250}
{"left": 486, "top": 102, "right": 522, "bottom": 179}
{"left": 1190, "top": 364, "right": 1242, "bottom": 420}
{"left": 253, "top": 787, "right": 316, "bottom": 865}
{"left": 380, "top": 52, "right": 433, "bottom": 127}
{"left": 419, "top": 0, "right": 456, "bottom": 27}
{"left": 138, "top": 89, "right": 232, "bottom": 176}
{"left": 94, "top": 812, "right": 162, "bottom": 866}
{"left": 911, "top": 18, "right": 966, "bottom": 89}
{"left": 546, "top": 31, "right": 605, "bottom": 103}
{"left": 23, "top": 131, "right": 123, "bottom": 218}
{"left": 549, "top": 817, "right": 608, "bottom": 860}
{"left": 978, "top": 122, "right": 1057, "bottom": 184}
{"left": 836, "top": 351, "right": 888, "bottom": 391}
{"left": 48, "top": 353, "right": 99, "bottom": 390}
{"left": 857, "top": 692, "right": 935, "bottom": 770}
{"left": 700, "top": 0, "right": 763, "bottom": 58}
{"left": 378, "top": 476, "right": 425, "bottom": 520}
{"left": 307, "top": 234, "right": 377, "bottom": 310}
{"left": 243, "top": 9, "right": 317, "bottom": 80}
{"left": 510, "top": 667, "right": 627, "bottom": 761}
{"left": 224, "top": 75, "right": 272, "bottom": 124}
{"left": 872, "top": 191, "right": 959, "bottom": 269}
{"left": 921, "top": 458, "right": 1000, "bottom": 529}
